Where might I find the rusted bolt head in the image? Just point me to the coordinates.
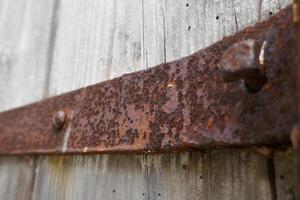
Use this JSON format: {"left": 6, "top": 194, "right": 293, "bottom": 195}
{"left": 220, "top": 39, "right": 267, "bottom": 92}
{"left": 52, "top": 110, "right": 66, "bottom": 130}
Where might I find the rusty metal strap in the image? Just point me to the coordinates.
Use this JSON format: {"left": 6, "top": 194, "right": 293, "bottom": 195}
{"left": 0, "top": 6, "right": 298, "bottom": 155}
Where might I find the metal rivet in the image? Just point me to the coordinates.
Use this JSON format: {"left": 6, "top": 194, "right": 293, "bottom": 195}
{"left": 52, "top": 110, "right": 66, "bottom": 130}
{"left": 219, "top": 39, "right": 267, "bottom": 93}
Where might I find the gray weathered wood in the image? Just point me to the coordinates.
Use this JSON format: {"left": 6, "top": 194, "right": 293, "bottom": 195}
{"left": 0, "top": 0, "right": 294, "bottom": 199}
{"left": 202, "top": 150, "right": 272, "bottom": 200}
{"left": 31, "top": 151, "right": 280, "bottom": 200}
{"left": 32, "top": 155, "right": 147, "bottom": 200}
{"left": 0, "top": 156, "right": 35, "bottom": 200}
{"left": 0, "top": 0, "right": 58, "bottom": 111}
{"left": 274, "top": 149, "right": 295, "bottom": 200}
{"left": 0, "top": 0, "right": 59, "bottom": 199}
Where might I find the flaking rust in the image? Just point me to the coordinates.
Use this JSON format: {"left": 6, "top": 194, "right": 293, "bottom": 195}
{"left": 0, "top": 6, "right": 298, "bottom": 155}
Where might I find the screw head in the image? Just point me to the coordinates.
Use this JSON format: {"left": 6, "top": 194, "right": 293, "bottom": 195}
{"left": 219, "top": 39, "right": 267, "bottom": 92}
{"left": 52, "top": 110, "right": 66, "bottom": 130}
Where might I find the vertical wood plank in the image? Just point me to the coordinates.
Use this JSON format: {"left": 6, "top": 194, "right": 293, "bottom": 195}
{"left": 274, "top": 149, "right": 295, "bottom": 200}
{"left": 0, "top": 157, "right": 35, "bottom": 200}
{"left": 32, "top": 155, "right": 148, "bottom": 200}
{"left": 0, "top": 0, "right": 58, "bottom": 199}
{"left": 47, "top": 0, "right": 144, "bottom": 95}
{"left": 202, "top": 150, "right": 272, "bottom": 200}
{"left": 144, "top": 152, "right": 204, "bottom": 200}
{"left": 33, "top": 1, "right": 149, "bottom": 199}
{"left": 0, "top": 0, "right": 58, "bottom": 111}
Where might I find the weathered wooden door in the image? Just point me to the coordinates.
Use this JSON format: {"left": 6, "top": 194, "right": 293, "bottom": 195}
{"left": 0, "top": 0, "right": 294, "bottom": 199}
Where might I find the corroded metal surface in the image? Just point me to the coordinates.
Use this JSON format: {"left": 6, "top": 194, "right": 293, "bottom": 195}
{"left": 0, "top": 6, "right": 297, "bottom": 155}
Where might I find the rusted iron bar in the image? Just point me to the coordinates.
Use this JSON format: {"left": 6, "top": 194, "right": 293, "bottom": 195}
{"left": 0, "top": 6, "right": 297, "bottom": 155}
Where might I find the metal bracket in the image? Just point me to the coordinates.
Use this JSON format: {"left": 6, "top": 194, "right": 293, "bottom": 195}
{"left": 0, "top": 6, "right": 298, "bottom": 155}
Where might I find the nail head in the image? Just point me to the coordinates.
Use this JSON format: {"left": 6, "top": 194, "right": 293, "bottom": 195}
{"left": 52, "top": 110, "right": 66, "bottom": 130}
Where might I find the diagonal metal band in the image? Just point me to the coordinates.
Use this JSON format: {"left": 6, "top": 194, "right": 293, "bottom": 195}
{"left": 0, "top": 6, "right": 297, "bottom": 155}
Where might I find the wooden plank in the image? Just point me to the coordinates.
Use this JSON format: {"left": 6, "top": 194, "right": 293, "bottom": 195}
{"left": 32, "top": 155, "right": 148, "bottom": 200}
{"left": 0, "top": 0, "right": 58, "bottom": 199}
{"left": 32, "top": 1, "right": 150, "bottom": 199}
{"left": 0, "top": 156, "right": 35, "bottom": 200}
{"left": 202, "top": 150, "right": 273, "bottom": 200}
{"left": 143, "top": 152, "right": 203, "bottom": 200}
{"left": 47, "top": 0, "right": 144, "bottom": 95}
{"left": 31, "top": 151, "right": 281, "bottom": 200}
{"left": 31, "top": 153, "right": 203, "bottom": 200}
{"left": 0, "top": 0, "right": 58, "bottom": 111}
{"left": 274, "top": 149, "right": 295, "bottom": 200}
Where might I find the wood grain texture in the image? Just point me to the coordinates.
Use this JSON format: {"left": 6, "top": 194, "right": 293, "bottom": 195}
{"left": 32, "top": 154, "right": 169, "bottom": 200}
{"left": 0, "top": 0, "right": 58, "bottom": 199}
{"left": 274, "top": 149, "right": 295, "bottom": 200}
{"left": 202, "top": 150, "right": 272, "bottom": 200}
{"left": 143, "top": 151, "right": 273, "bottom": 200}
{"left": 0, "top": 156, "right": 35, "bottom": 200}
{"left": 31, "top": 151, "right": 276, "bottom": 200}
{"left": 0, "top": 0, "right": 58, "bottom": 111}
{"left": 47, "top": 0, "right": 144, "bottom": 95}
{"left": 0, "top": 0, "right": 294, "bottom": 199}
